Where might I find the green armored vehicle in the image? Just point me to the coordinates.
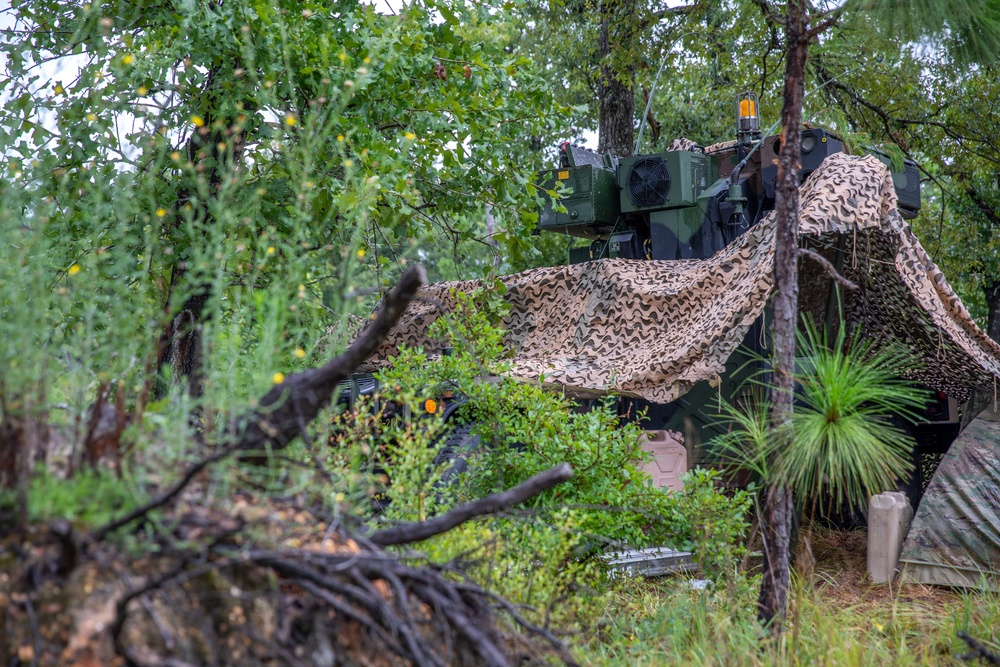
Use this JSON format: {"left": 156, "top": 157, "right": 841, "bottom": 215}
{"left": 531, "top": 94, "right": 950, "bottom": 502}
{"left": 347, "top": 93, "right": 971, "bottom": 509}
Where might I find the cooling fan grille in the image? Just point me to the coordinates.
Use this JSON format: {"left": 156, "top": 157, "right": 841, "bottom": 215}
{"left": 626, "top": 157, "right": 671, "bottom": 208}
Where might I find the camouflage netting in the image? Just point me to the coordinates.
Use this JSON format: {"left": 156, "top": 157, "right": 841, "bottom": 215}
{"left": 365, "top": 152, "right": 1000, "bottom": 404}
{"left": 900, "top": 409, "right": 1000, "bottom": 590}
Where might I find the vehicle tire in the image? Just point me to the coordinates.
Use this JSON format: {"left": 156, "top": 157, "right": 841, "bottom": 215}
{"left": 432, "top": 422, "right": 482, "bottom": 487}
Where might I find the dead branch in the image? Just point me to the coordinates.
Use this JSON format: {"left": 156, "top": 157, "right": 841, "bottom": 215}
{"left": 958, "top": 631, "right": 1000, "bottom": 665}
{"left": 232, "top": 263, "right": 426, "bottom": 453}
{"left": 89, "top": 264, "right": 426, "bottom": 543}
{"left": 798, "top": 247, "right": 858, "bottom": 291}
{"left": 369, "top": 463, "right": 574, "bottom": 547}
{"left": 89, "top": 439, "right": 243, "bottom": 543}
{"left": 641, "top": 87, "right": 661, "bottom": 147}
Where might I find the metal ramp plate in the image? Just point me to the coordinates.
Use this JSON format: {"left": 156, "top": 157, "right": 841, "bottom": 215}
{"left": 605, "top": 547, "right": 696, "bottom": 578}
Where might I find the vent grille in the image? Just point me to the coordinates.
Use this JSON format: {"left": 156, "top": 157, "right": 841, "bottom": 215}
{"left": 691, "top": 158, "right": 708, "bottom": 194}
{"left": 626, "top": 157, "right": 671, "bottom": 208}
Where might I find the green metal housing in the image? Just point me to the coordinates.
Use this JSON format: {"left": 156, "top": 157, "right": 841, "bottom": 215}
{"left": 618, "top": 151, "right": 710, "bottom": 213}
{"left": 536, "top": 164, "right": 620, "bottom": 238}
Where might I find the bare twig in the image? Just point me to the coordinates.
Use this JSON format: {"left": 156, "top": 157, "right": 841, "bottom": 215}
{"left": 369, "top": 463, "right": 574, "bottom": 547}
{"left": 89, "top": 440, "right": 242, "bottom": 543}
{"left": 798, "top": 247, "right": 859, "bottom": 291}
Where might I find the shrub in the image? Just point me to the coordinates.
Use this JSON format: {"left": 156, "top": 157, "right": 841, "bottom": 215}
{"left": 372, "top": 291, "right": 753, "bottom": 579}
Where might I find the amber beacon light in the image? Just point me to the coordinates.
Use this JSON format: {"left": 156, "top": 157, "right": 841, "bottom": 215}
{"left": 735, "top": 91, "right": 762, "bottom": 146}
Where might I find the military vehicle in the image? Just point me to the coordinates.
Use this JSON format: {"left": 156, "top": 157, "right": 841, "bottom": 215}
{"left": 341, "top": 93, "right": 958, "bottom": 507}
{"left": 531, "top": 92, "right": 953, "bottom": 504}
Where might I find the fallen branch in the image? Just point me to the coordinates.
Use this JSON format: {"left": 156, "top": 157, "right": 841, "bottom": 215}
{"left": 90, "top": 440, "right": 242, "bottom": 543}
{"left": 797, "top": 247, "right": 858, "bottom": 291}
{"left": 369, "top": 463, "right": 574, "bottom": 547}
{"left": 958, "top": 631, "right": 1000, "bottom": 665}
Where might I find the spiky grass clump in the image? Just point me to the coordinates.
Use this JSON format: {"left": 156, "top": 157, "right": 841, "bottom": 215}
{"left": 712, "top": 319, "right": 929, "bottom": 513}
{"left": 778, "top": 320, "right": 928, "bottom": 512}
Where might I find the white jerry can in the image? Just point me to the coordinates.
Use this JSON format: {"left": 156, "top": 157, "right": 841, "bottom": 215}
{"left": 639, "top": 430, "right": 687, "bottom": 492}
{"left": 867, "top": 491, "right": 914, "bottom": 583}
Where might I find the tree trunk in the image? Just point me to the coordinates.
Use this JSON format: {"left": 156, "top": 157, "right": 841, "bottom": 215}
{"left": 596, "top": 1, "right": 636, "bottom": 157}
{"left": 758, "top": 0, "right": 809, "bottom": 633}
{"left": 0, "top": 390, "right": 48, "bottom": 531}
{"left": 984, "top": 280, "right": 1000, "bottom": 344}
{"left": 155, "top": 91, "right": 251, "bottom": 397}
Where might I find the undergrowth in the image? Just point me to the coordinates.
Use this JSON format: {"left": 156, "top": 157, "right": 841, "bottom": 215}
{"left": 580, "top": 569, "right": 1000, "bottom": 666}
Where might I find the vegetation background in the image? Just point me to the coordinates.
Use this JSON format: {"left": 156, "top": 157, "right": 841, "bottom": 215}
{"left": 3, "top": 0, "right": 1000, "bottom": 664}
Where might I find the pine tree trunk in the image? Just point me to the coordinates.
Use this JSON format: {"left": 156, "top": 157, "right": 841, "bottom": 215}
{"left": 758, "top": 0, "right": 809, "bottom": 632}
{"left": 596, "top": 2, "right": 635, "bottom": 157}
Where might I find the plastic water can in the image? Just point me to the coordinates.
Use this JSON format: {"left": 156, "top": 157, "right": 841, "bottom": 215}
{"left": 867, "top": 491, "right": 914, "bottom": 582}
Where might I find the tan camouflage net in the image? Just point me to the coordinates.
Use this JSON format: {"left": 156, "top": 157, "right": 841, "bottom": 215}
{"left": 363, "top": 153, "right": 1000, "bottom": 403}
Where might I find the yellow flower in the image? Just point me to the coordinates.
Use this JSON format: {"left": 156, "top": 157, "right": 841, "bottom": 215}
{"left": 266, "top": 246, "right": 275, "bottom": 255}
{"left": 343, "top": 159, "right": 353, "bottom": 168}
{"left": 285, "top": 114, "right": 296, "bottom": 126}
{"left": 122, "top": 54, "right": 133, "bottom": 65}
{"left": 68, "top": 263, "right": 80, "bottom": 276}
{"left": 191, "top": 115, "right": 205, "bottom": 128}
{"left": 137, "top": 85, "right": 147, "bottom": 96}
{"left": 54, "top": 83, "right": 64, "bottom": 95}
{"left": 334, "top": 492, "right": 346, "bottom": 503}
{"left": 356, "top": 248, "right": 366, "bottom": 259}
{"left": 338, "top": 52, "right": 347, "bottom": 62}
{"left": 86, "top": 113, "right": 97, "bottom": 121}
{"left": 155, "top": 208, "right": 167, "bottom": 217}
{"left": 363, "top": 57, "right": 370, "bottom": 64}
{"left": 170, "top": 151, "right": 181, "bottom": 161}
{"left": 404, "top": 131, "right": 416, "bottom": 140}
{"left": 272, "top": 372, "right": 285, "bottom": 384}
{"left": 294, "top": 348, "right": 306, "bottom": 359}
{"left": 336, "top": 134, "right": 344, "bottom": 142}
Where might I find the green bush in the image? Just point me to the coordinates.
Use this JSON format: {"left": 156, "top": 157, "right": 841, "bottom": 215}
{"left": 372, "top": 291, "right": 753, "bottom": 580}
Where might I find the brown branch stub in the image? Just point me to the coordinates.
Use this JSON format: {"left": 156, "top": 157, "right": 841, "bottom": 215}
{"left": 797, "top": 247, "right": 859, "bottom": 291}
{"left": 641, "top": 87, "right": 661, "bottom": 147}
{"left": 369, "top": 463, "right": 574, "bottom": 547}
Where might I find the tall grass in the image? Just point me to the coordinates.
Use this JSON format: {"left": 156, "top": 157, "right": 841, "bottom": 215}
{"left": 582, "top": 570, "right": 1000, "bottom": 666}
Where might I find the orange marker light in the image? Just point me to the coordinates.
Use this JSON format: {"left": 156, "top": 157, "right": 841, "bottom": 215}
{"left": 739, "top": 99, "right": 757, "bottom": 118}
{"left": 424, "top": 399, "right": 438, "bottom": 414}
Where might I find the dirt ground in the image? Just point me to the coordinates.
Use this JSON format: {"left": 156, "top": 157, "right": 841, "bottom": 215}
{"left": 809, "top": 527, "right": 960, "bottom": 612}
